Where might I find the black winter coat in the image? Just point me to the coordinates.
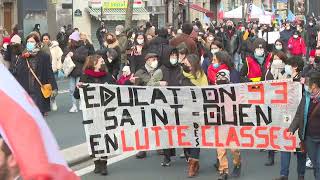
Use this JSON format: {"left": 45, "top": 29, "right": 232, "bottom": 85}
{"left": 79, "top": 73, "right": 116, "bottom": 84}
{"left": 15, "top": 51, "right": 58, "bottom": 113}
{"left": 63, "top": 45, "right": 89, "bottom": 77}
{"left": 160, "top": 59, "right": 192, "bottom": 86}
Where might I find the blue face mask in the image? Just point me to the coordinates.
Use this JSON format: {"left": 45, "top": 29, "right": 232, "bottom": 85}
{"left": 26, "top": 42, "right": 36, "bottom": 52}
{"left": 213, "top": 63, "right": 220, "bottom": 69}
{"left": 254, "top": 52, "right": 265, "bottom": 65}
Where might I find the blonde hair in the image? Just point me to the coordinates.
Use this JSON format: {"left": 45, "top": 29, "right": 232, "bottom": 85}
{"left": 80, "top": 32, "right": 92, "bottom": 44}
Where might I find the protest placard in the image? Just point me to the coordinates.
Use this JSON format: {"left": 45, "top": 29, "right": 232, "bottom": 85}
{"left": 268, "top": 31, "right": 281, "bottom": 44}
{"left": 80, "top": 80, "right": 302, "bottom": 157}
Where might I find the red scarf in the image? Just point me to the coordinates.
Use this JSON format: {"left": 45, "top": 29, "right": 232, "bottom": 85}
{"left": 84, "top": 69, "right": 107, "bottom": 78}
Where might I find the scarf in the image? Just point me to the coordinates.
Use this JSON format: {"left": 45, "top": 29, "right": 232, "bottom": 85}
{"left": 311, "top": 89, "right": 320, "bottom": 103}
{"left": 183, "top": 71, "right": 208, "bottom": 86}
{"left": 84, "top": 69, "right": 107, "bottom": 78}
{"left": 270, "top": 62, "right": 286, "bottom": 80}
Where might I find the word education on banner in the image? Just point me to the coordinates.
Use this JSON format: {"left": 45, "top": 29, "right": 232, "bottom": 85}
{"left": 80, "top": 80, "right": 302, "bottom": 157}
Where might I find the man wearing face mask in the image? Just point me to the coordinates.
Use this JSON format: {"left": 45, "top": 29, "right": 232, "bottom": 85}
{"left": 280, "top": 22, "right": 295, "bottom": 48}
{"left": 240, "top": 38, "right": 272, "bottom": 82}
{"left": 288, "top": 31, "right": 306, "bottom": 57}
{"left": 306, "top": 18, "right": 318, "bottom": 58}
{"left": 4, "top": 35, "right": 22, "bottom": 73}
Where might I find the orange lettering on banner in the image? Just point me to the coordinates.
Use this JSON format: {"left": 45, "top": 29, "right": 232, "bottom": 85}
{"left": 239, "top": 126, "right": 254, "bottom": 147}
{"left": 248, "top": 84, "right": 265, "bottom": 104}
{"left": 283, "top": 128, "right": 297, "bottom": 151}
{"left": 255, "top": 127, "right": 269, "bottom": 148}
{"left": 121, "top": 130, "right": 134, "bottom": 152}
{"left": 214, "top": 126, "right": 224, "bottom": 147}
{"left": 201, "top": 126, "right": 214, "bottom": 146}
{"left": 164, "top": 126, "right": 175, "bottom": 146}
{"left": 271, "top": 82, "right": 288, "bottom": 104}
{"left": 135, "top": 128, "right": 150, "bottom": 150}
{"left": 177, "top": 126, "right": 191, "bottom": 146}
{"left": 270, "top": 127, "right": 281, "bottom": 149}
{"left": 226, "top": 127, "right": 240, "bottom": 146}
{"left": 151, "top": 126, "right": 162, "bottom": 147}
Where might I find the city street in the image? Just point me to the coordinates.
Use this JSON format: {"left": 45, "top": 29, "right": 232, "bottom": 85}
{"left": 79, "top": 149, "right": 314, "bottom": 180}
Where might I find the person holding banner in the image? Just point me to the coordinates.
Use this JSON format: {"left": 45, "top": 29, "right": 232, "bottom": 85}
{"left": 288, "top": 71, "right": 320, "bottom": 180}
{"left": 273, "top": 56, "right": 307, "bottom": 180}
{"left": 240, "top": 38, "right": 272, "bottom": 82}
{"left": 181, "top": 54, "right": 208, "bottom": 177}
{"left": 76, "top": 54, "right": 116, "bottom": 176}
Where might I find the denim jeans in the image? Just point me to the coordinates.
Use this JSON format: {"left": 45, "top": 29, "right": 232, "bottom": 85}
{"left": 280, "top": 151, "right": 306, "bottom": 177}
{"left": 233, "top": 53, "right": 242, "bottom": 72}
{"left": 69, "top": 76, "right": 80, "bottom": 105}
{"left": 184, "top": 148, "right": 200, "bottom": 159}
{"left": 305, "top": 136, "right": 320, "bottom": 180}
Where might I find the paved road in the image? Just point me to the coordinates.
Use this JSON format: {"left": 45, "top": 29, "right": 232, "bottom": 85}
{"left": 45, "top": 79, "right": 86, "bottom": 149}
{"left": 81, "top": 149, "right": 314, "bottom": 180}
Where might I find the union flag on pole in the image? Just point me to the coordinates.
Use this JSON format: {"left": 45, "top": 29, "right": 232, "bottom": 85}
{"left": 0, "top": 64, "right": 79, "bottom": 180}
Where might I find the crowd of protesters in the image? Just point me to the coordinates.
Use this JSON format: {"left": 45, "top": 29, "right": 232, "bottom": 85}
{"left": 1, "top": 14, "right": 320, "bottom": 180}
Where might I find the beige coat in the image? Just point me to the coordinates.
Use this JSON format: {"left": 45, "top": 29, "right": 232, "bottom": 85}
{"left": 49, "top": 41, "right": 63, "bottom": 72}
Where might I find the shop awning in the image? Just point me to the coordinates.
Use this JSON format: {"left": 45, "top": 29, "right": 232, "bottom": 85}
{"left": 179, "top": 0, "right": 212, "bottom": 14}
{"left": 87, "top": 7, "right": 150, "bottom": 21}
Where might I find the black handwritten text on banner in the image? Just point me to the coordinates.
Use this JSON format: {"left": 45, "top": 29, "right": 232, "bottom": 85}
{"left": 80, "top": 80, "right": 302, "bottom": 157}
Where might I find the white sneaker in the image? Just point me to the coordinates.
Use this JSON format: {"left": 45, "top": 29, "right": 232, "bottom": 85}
{"left": 69, "top": 105, "right": 78, "bottom": 113}
{"left": 51, "top": 100, "right": 58, "bottom": 111}
{"left": 79, "top": 104, "right": 82, "bottom": 111}
{"left": 306, "top": 158, "right": 313, "bottom": 169}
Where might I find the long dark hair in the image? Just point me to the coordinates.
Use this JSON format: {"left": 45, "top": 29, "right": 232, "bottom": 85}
{"left": 186, "top": 54, "right": 204, "bottom": 79}
{"left": 215, "top": 51, "right": 232, "bottom": 68}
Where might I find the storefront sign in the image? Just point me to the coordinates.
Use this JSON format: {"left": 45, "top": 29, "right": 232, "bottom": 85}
{"left": 102, "top": 0, "right": 143, "bottom": 9}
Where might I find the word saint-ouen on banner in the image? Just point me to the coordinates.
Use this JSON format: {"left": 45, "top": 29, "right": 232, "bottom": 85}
{"left": 80, "top": 80, "right": 302, "bottom": 157}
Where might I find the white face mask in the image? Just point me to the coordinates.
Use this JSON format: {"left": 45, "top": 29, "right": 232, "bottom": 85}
{"left": 208, "top": 36, "right": 214, "bottom": 41}
{"left": 137, "top": 39, "right": 144, "bottom": 45}
{"left": 211, "top": 49, "right": 219, "bottom": 55}
{"left": 293, "top": 35, "right": 299, "bottom": 39}
{"left": 115, "top": 31, "right": 121, "bottom": 35}
{"left": 275, "top": 45, "right": 283, "bottom": 50}
{"left": 170, "top": 58, "right": 178, "bottom": 65}
{"left": 108, "top": 58, "right": 113, "bottom": 63}
{"left": 272, "top": 59, "right": 284, "bottom": 66}
{"left": 2, "top": 43, "right": 8, "bottom": 49}
{"left": 255, "top": 49, "right": 264, "bottom": 57}
{"left": 150, "top": 60, "right": 158, "bottom": 69}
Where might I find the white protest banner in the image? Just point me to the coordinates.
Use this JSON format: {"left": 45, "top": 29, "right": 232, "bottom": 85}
{"left": 268, "top": 31, "right": 281, "bottom": 44}
{"left": 80, "top": 80, "right": 302, "bottom": 157}
{"left": 259, "top": 15, "right": 272, "bottom": 25}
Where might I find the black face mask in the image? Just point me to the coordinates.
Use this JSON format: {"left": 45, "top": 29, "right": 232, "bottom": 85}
{"left": 227, "top": 26, "right": 232, "bottom": 30}
{"left": 181, "top": 64, "right": 191, "bottom": 73}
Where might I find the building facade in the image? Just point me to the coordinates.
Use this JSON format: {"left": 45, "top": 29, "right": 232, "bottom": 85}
{"left": 0, "top": 0, "right": 18, "bottom": 34}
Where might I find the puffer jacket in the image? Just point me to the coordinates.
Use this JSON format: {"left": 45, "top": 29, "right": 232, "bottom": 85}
{"left": 287, "top": 36, "right": 306, "bottom": 56}
{"left": 49, "top": 41, "right": 63, "bottom": 73}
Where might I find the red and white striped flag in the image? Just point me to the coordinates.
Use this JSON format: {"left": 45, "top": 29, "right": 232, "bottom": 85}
{"left": 0, "top": 64, "right": 79, "bottom": 180}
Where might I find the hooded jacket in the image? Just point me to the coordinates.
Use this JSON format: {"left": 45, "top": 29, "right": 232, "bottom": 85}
{"left": 49, "top": 41, "right": 63, "bottom": 73}
{"left": 288, "top": 36, "right": 306, "bottom": 56}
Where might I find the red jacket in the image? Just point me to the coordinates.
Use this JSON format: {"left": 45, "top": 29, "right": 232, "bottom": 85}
{"left": 288, "top": 37, "right": 306, "bottom": 56}
{"left": 207, "top": 64, "right": 229, "bottom": 85}
{"left": 116, "top": 74, "right": 131, "bottom": 85}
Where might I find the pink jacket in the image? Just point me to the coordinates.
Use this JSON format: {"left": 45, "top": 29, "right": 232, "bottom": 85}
{"left": 288, "top": 36, "right": 306, "bottom": 56}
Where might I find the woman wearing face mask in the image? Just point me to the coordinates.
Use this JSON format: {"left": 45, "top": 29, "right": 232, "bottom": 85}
{"left": 128, "top": 32, "right": 147, "bottom": 74}
{"left": 15, "top": 32, "right": 58, "bottom": 115}
{"left": 274, "top": 39, "right": 287, "bottom": 54}
{"left": 96, "top": 48, "right": 120, "bottom": 78}
{"left": 207, "top": 51, "right": 231, "bottom": 85}
{"left": 273, "top": 56, "right": 307, "bottom": 180}
{"left": 181, "top": 54, "right": 208, "bottom": 178}
{"left": 240, "top": 38, "right": 272, "bottom": 82}
{"left": 287, "top": 31, "right": 306, "bottom": 57}
{"left": 76, "top": 55, "right": 115, "bottom": 176}
{"left": 202, "top": 40, "right": 224, "bottom": 75}
{"left": 264, "top": 51, "right": 289, "bottom": 81}
{"left": 205, "top": 33, "right": 215, "bottom": 50}
{"left": 288, "top": 71, "right": 320, "bottom": 180}
{"left": 79, "top": 32, "right": 95, "bottom": 55}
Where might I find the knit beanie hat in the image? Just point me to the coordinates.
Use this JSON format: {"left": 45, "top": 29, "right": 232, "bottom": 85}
{"left": 69, "top": 31, "right": 80, "bottom": 41}
{"left": 3, "top": 37, "right": 10, "bottom": 44}
{"left": 10, "top": 34, "right": 21, "bottom": 44}
{"left": 115, "top": 25, "right": 125, "bottom": 34}
{"left": 253, "top": 38, "right": 266, "bottom": 50}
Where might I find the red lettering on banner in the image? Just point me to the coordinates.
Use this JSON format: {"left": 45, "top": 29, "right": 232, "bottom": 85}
{"left": 177, "top": 126, "right": 191, "bottom": 146}
{"left": 240, "top": 126, "right": 254, "bottom": 147}
{"left": 283, "top": 128, "right": 296, "bottom": 151}
{"left": 270, "top": 127, "right": 281, "bottom": 150}
{"left": 226, "top": 127, "right": 240, "bottom": 146}
{"left": 121, "top": 130, "right": 134, "bottom": 152}
{"left": 255, "top": 127, "right": 269, "bottom": 148}
{"left": 248, "top": 84, "right": 265, "bottom": 104}
{"left": 214, "top": 126, "right": 224, "bottom": 147}
{"left": 201, "top": 126, "right": 214, "bottom": 146}
{"left": 135, "top": 128, "right": 150, "bottom": 150}
{"left": 151, "top": 126, "right": 162, "bottom": 147}
{"left": 271, "top": 82, "right": 288, "bottom": 104}
{"left": 164, "top": 126, "right": 175, "bottom": 146}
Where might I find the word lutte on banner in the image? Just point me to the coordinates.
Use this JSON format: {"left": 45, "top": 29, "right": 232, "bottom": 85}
{"left": 80, "top": 80, "right": 302, "bottom": 157}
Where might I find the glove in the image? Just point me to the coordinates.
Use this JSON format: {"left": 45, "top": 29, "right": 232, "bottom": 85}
{"left": 51, "top": 89, "right": 58, "bottom": 98}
